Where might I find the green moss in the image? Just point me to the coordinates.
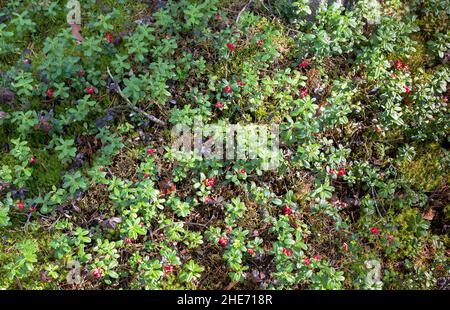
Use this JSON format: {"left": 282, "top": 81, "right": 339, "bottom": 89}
{"left": 399, "top": 143, "right": 448, "bottom": 192}
{"left": 27, "top": 151, "right": 64, "bottom": 195}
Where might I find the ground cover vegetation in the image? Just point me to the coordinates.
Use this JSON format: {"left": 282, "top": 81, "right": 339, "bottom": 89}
{"left": 0, "top": 0, "right": 448, "bottom": 290}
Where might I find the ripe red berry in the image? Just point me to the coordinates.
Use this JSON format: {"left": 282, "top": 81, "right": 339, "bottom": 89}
{"left": 304, "top": 257, "right": 310, "bottom": 266}
{"left": 147, "top": 148, "right": 156, "bottom": 155}
{"left": 225, "top": 85, "right": 232, "bottom": 93}
{"left": 218, "top": 236, "right": 228, "bottom": 247}
{"left": 226, "top": 42, "right": 236, "bottom": 52}
{"left": 248, "top": 248, "right": 255, "bottom": 255}
{"left": 86, "top": 86, "right": 95, "bottom": 94}
{"left": 92, "top": 267, "right": 102, "bottom": 278}
{"left": 216, "top": 101, "right": 223, "bottom": 109}
{"left": 371, "top": 227, "right": 379, "bottom": 235}
{"left": 301, "top": 88, "right": 308, "bottom": 98}
{"left": 17, "top": 201, "right": 25, "bottom": 210}
{"left": 216, "top": 14, "right": 221, "bottom": 22}
{"left": 283, "top": 206, "right": 292, "bottom": 216}
{"left": 282, "top": 248, "right": 292, "bottom": 257}
{"left": 257, "top": 39, "right": 263, "bottom": 46}
{"left": 105, "top": 33, "right": 113, "bottom": 44}
{"left": 299, "top": 59, "right": 310, "bottom": 68}
{"left": 143, "top": 173, "right": 150, "bottom": 178}
{"left": 394, "top": 59, "right": 403, "bottom": 70}
{"left": 46, "top": 88, "right": 54, "bottom": 98}
{"left": 124, "top": 237, "right": 134, "bottom": 244}
{"left": 29, "top": 155, "right": 36, "bottom": 165}
{"left": 164, "top": 265, "right": 174, "bottom": 273}
{"left": 314, "top": 255, "right": 321, "bottom": 261}
{"left": 337, "top": 168, "right": 347, "bottom": 177}
{"left": 240, "top": 169, "right": 246, "bottom": 174}
{"left": 404, "top": 85, "right": 411, "bottom": 94}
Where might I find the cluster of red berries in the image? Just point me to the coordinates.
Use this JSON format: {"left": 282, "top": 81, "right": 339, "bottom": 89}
{"left": 282, "top": 248, "right": 292, "bottom": 257}
{"left": 164, "top": 265, "right": 174, "bottom": 273}
{"left": 124, "top": 237, "right": 134, "bottom": 244}
{"left": 203, "top": 177, "right": 215, "bottom": 187}
{"left": 105, "top": 33, "right": 113, "bottom": 44}
{"left": 92, "top": 267, "right": 102, "bottom": 278}
{"left": 283, "top": 206, "right": 292, "bottom": 216}
{"left": 298, "top": 59, "right": 310, "bottom": 68}
{"left": 218, "top": 236, "right": 228, "bottom": 247}
{"left": 147, "top": 148, "right": 156, "bottom": 155}
{"left": 226, "top": 42, "right": 236, "bottom": 52}
{"left": 329, "top": 167, "right": 347, "bottom": 177}
{"left": 236, "top": 79, "right": 246, "bottom": 87}
{"left": 301, "top": 88, "right": 308, "bottom": 98}
{"left": 394, "top": 59, "right": 409, "bottom": 72}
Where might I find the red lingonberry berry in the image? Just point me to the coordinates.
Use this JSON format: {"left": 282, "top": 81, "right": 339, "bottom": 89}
{"left": 227, "top": 42, "right": 236, "bottom": 52}
{"left": 282, "top": 248, "right": 292, "bottom": 257}
{"left": 86, "top": 86, "right": 95, "bottom": 94}
{"left": 46, "top": 88, "right": 54, "bottom": 98}
{"left": 124, "top": 237, "right": 134, "bottom": 244}
{"left": 257, "top": 39, "right": 263, "bottom": 46}
{"left": 394, "top": 59, "right": 403, "bottom": 70}
{"left": 404, "top": 85, "right": 411, "bottom": 94}
{"left": 248, "top": 248, "right": 255, "bottom": 255}
{"left": 92, "top": 267, "right": 102, "bottom": 278}
{"left": 18, "top": 201, "right": 25, "bottom": 210}
{"left": 314, "top": 255, "right": 321, "bottom": 261}
{"left": 283, "top": 206, "right": 292, "bottom": 216}
{"left": 218, "top": 236, "right": 228, "bottom": 247}
{"left": 164, "top": 265, "right": 174, "bottom": 273}
{"left": 299, "top": 59, "right": 310, "bottom": 68}
{"left": 304, "top": 257, "right": 310, "bottom": 266}
{"left": 337, "top": 168, "right": 347, "bottom": 176}
{"left": 216, "top": 101, "right": 223, "bottom": 109}
{"left": 147, "top": 148, "right": 156, "bottom": 155}
{"left": 29, "top": 155, "right": 36, "bottom": 165}
{"left": 301, "top": 88, "right": 308, "bottom": 98}
{"left": 225, "top": 85, "right": 232, "bottom": 93}
{"left": 371, "top": 227, "right": 379, "bottom": 235}
{"left": 105, "top": 33, "right": 113, "bottom": 44}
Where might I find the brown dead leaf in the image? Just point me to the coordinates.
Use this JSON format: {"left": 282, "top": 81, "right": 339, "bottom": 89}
{"left": 69, "top": 24, "right": 83, "bottom": 42}
{"left": 423, "top": 208, "right": 436, "bottom": 221}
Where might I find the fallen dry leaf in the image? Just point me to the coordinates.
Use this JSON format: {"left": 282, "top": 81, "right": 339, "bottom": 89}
{"left": 423, "top": 208, "right": 436, "bottom": 221}
{"left": 69, "top": 23, "right": 83, "bottom": 42}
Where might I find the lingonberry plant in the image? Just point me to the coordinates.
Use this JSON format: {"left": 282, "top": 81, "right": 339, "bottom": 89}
{"left": 0, "top": 0, "right": 448, "bottom": 291}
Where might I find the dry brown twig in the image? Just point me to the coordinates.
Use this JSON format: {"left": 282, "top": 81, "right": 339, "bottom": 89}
{"left": 106, "top": 67, "right": 166, "bottom": 126}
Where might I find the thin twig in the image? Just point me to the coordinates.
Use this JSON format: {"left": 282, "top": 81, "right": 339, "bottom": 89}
{"left": 235, "top": 0, "right": 253, "bottom": 26}
{"left": 106, "top": 67, "right": 166, "bottom": 126}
